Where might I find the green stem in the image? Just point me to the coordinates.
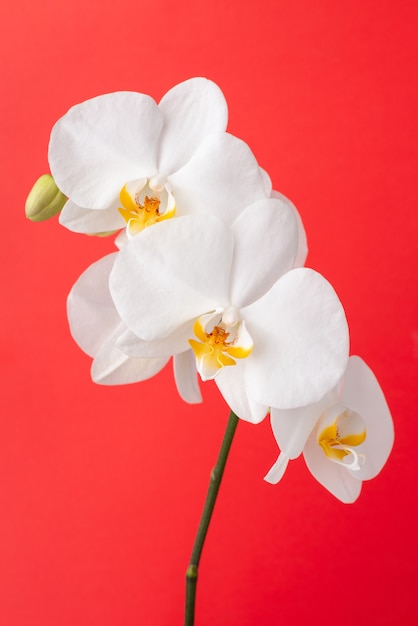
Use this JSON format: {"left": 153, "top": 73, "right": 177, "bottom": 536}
{"left": 185, "top": 410, "right": 239, "bottom": 626}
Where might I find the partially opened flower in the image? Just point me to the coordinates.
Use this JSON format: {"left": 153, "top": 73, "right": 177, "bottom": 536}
{"left": 265, "top": 356, "right": 394, "bottom": 502}
{"left": 49, "top": 77, "right": 270, "bottom": 236}
{"left": 110, "top": 203, "right": 349, "bottom": 422}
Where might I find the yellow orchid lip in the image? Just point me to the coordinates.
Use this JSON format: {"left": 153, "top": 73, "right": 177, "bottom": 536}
{"left": 189, "top": 312, "right": 253, "bottom": 381}
{"left": 118, "top": 181, "right": 176, "bottom": 234}
{"left": 318, "top": 407, "right": 366, "bottom": 470}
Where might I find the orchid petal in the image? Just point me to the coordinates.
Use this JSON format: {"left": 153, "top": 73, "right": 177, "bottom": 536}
{"left": 67, "top": 253, "right": 118, "bottom": 357}
{"left": 272, "top": 190, "right": 308, "bottom": 268}
{"left": 59, "top": 199, "right": 125, "bottom": 234}
{"left": 215, "top": 360, "right": 269, "bottom": 423}
{"left": 168, "top": 133, "right": 266, "bottom": 223}
{"left": 173, "top": 350, "right": 203, "bottom": 404}
{"left": 116, "top": 322, "right": 192, "bottom": 358}
{"left": 303, "top": 428, "right": 362, "bottom": 503}
{"left": 341, "top": 356, "right": 394, "bottom": 481}
{"left": 244, "top": 268, "right": 349, "bottom": 409}
{"left": 259, "top": 167, "right": 273, "bottom": 196}
{"left": 114, "top": 229, "right": 128, "bottom": 249}
{"left": 157, "top": 77, "right": 228, "bottom": 174}
{"left": 92, "top": 328, "right": 168, "bottom": 385}
{"left": 49, "top": 92, "right": 162, "bottom": 209}
{"left": 229, "top": 198, "right": 298, "bottom": 307}
{"left": 110, "top": 215, "right": 233, "bottom": 340}
{"left": 264, "top": 453, "right": 290, "bottom": 484}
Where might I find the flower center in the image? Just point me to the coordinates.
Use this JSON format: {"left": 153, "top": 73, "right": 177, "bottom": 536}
{"left": 317, "top": 406, "right": 366, "bottom": 470}
{"left": 188, "top": 310, "right": 253, "bottom": 381}
{"left": 118, "top": 178, "right": 176, "bottom": 235}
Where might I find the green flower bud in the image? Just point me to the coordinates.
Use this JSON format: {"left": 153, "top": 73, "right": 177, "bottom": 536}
{"left": 25, "top": 174, "right": 67, "bottom": 222}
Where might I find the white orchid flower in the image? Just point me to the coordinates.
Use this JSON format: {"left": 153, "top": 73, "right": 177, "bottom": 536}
{"left": 65, "top": 173, "right": 306, "bottom": 405}
{"left": 48, "top": 77, "right": 270, "bottom": 236}
{"left": 66, "top": 252, "right": 202, "bottom": 404}
{"left": 109, "top": 202, "right": 349, "bottom": 422}
{"left": 265, "top": 356, "right": 394, "bottom": 503}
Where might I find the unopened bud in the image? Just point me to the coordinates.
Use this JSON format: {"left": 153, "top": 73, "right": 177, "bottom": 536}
{"left": 25, "top": 174, "right": 67, "bottom": 222}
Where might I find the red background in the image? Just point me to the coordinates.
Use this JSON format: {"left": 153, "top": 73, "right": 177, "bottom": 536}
{"left": 2, "top": 1, "right": 417, "bottom": 624}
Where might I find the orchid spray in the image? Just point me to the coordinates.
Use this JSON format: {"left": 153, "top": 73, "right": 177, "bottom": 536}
{"left": 26, "top": 77, "right": 394, "bottom": 625}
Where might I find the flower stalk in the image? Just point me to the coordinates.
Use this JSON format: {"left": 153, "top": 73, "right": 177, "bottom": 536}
{"left": 185, "top": 409, "right": 239, "bottom": 625}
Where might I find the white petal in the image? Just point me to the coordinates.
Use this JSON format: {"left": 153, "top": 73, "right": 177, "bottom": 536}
{"left": 49, "top": 92, "right": 162, "bottom": 209}
{"left": 116, "top": 322, "right": 192, "bottom": 358}
{"left": 270, "top": 388, "right": 338, "bottom": 459}
{"left": 264, "top": 453, "right": 290, "bottom": 484}
{"left": 244, "top": 268, "right": 349, "bottom": 409}
{"left": 92, "top": 330, "right": 168, "bottom": 385}
{"left": 342, "top": 356, "right": 394, "bottom": 481}
{"left": 67, "top": 254, "right": 118, "bottom": 357}
{"left": 110, "top": 215, "right": 233, "bottom": 340}
{"left": 229, "top": 197, "right": 298, "bottom": 307}
{"left": 272, "top": 190, "right": 308, "bottom": 268}
{"left": 303, "top": 428, "right": 362, "bottom": 503}
{"left": 59, "top": 199, "right": 125, "bottom": 234}
{"left": 173, "top": 350, "right": 202, "bottom": 404}
{"left": 259, "top": 167, "right": 273, "bottom": 196}
{"left": 114, "top": 229, "right": 128, "bottom": 249}
{"left": 157, "top": 77, "right": 228, "bottom": 174}
{"left": 168, "top": 133, "right": 266, "bottom": 223}
{"left": 215, "top": 360, "right": 269, "bottom": 423}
